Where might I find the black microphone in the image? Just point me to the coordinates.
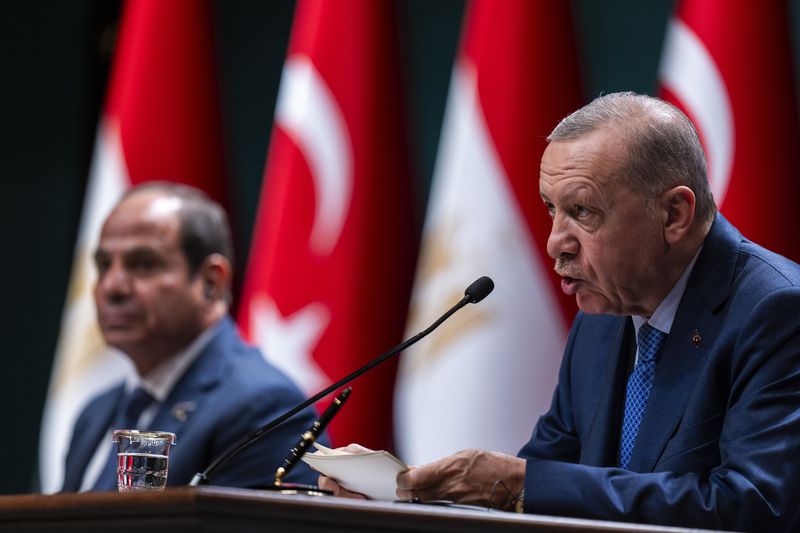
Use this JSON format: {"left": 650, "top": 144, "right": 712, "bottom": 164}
{"left": 189, "top": 275, "right": 494, "bottom": 486}
{"left": 464, "top": 276, "right": 494, "bottom": 303}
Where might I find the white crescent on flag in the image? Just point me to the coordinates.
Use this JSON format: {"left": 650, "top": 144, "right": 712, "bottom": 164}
{"left": 249, "top": 56, "right": 357, "bottom": 395}
{"left": 237, "top": 0, "right": 418, "bottom": 450}
{"left": 274, "top": 57, "right": 353, "bottom": 256}
{"left": 659, "top": 17, "right": 734, "bottom": 205}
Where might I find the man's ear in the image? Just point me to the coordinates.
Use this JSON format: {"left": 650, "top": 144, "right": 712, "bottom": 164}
{"left": 197, "top": 254, "right": 232, "bottom": 302}
{"left": 660, "top": 185, "right": 696, "bottom": 245}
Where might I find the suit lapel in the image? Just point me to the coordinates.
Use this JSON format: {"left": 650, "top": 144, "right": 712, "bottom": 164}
{"left": 629, "top": 215, "right": 737, "bottom": 472}
{"left": 147, "top": 319, "right": 231, "bottom": 435}
{"left": 63, "top": 385, "right": 125, "bottom": 490}
{"left": 582, "top": 318, "right": 633, "bottom": 466}
{"left": 630, "top": 288, "right": 721, "bottom": 471}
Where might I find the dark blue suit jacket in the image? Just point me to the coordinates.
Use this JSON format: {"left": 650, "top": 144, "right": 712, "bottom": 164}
{"left": 62, "top": 316, "right": 323, "bottom": 490}
{"left": 519, "top": 215, "right": 800, "bottom": 531}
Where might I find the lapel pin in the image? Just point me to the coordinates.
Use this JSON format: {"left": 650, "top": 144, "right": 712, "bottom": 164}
{"left": 171, "top": 401, "right": 197, "bottom": 422}
{"left": 691, "top": 329, "right": 701, "bottom": 348}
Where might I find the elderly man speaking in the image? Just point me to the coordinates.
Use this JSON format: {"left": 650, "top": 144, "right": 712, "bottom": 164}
{"left": 325, "top": 93, "right": 800, "bottom": 532}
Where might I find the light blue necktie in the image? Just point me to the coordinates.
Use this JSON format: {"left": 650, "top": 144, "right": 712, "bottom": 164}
{"left": 619, "top": 323, "right": 667, "bottom": 470}
{"left": 92, "top": 387, "right": 155, "bottom": 491}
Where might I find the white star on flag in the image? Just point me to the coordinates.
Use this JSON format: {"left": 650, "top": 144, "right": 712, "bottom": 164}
{"left": 249, "top": 296, "right": 330, "bottom": 394}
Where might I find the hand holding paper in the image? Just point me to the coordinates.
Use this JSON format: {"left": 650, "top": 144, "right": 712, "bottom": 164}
{"left": 395, "top": 450, "right": 525, "bottom": 510}
{"left": 302, "top": 443, "right": 408, "bottom": 501}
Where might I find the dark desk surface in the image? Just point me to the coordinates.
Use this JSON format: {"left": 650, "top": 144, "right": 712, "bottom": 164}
{"left": 0, "top": 486, "right": 721, "bottom": 532}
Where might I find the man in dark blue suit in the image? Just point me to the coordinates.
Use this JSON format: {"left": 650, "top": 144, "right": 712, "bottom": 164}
{"left": 383, "top": 93, "right": 800, "bottom": 530}
{"left": 62, "top": 183, "right": 321, "bottom": 491}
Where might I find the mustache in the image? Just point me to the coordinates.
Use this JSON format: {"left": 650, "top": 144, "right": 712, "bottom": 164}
{"left": 97, "top": 301, "right": 141, "bottom": 314}
{"left": 555, "top": 258, "right": 582, "bottom": 279}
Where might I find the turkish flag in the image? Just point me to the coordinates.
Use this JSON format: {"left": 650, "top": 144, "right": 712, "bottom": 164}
{"left": 238, "top": 0, "right": 417, "bottom": 450}
{"left": 395, "top": 0, "right": 582, "bottom": 464}
{"left": 659, "top": 0, "right": 800, "bottom": 261}
{"left": 39, "top": 0, "right": 227, "bottom": 493}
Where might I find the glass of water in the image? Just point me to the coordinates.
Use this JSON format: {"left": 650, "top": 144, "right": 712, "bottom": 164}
{"left": 112, "top": 430, "right": 177, "bottom": 492}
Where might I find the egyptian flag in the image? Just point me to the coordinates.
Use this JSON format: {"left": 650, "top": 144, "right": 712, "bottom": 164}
{"left": 39, "top": 0, "right": 227, "bottom": 492}
{"left": 394, "top": 0, "right": 583, "bottom": 464}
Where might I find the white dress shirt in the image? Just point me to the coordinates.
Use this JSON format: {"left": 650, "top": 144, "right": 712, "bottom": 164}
{"left": 631, "top": 248, "right": 701, "bottom": 363}
{"left": 78, "top": 320, "right": 222, "bottom": 492}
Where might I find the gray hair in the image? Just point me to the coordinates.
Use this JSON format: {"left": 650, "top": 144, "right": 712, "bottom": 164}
{"left": 548, "top": 92, "right": 716, "bottom": 224}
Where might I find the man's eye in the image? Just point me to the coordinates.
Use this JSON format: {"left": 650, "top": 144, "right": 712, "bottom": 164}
{"left": 544, "top": 202, "right": 555, "bottom": 217}
{"left": 575, "top": 205, "right": 590, "bottom": 218}
{"left": 130, "top": 259, "right": 157, "bottom": 272}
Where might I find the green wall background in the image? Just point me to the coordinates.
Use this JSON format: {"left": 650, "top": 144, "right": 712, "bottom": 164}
{"left": 1, "top": 0, "right": 798, "bottom": 494}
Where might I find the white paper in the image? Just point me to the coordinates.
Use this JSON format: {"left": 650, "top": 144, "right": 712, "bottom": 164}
{"left": 302, "top": 443, "right": 409, "bottom": 501}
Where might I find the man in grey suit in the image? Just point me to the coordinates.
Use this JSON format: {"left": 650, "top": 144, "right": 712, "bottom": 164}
{"left": 62, "top": 182, "right": 321, "bottom": 491}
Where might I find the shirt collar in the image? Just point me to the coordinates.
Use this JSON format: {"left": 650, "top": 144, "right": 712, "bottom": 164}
{"left": 126, "top": 318, "right": 223, "bottom": 402}
{"left": 632, "top": 246, "right": 702, "bottom": 337}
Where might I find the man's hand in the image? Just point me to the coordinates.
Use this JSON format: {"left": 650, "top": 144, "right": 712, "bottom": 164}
{"left": 395, "top": 450, "right": 525, "bottom": 510}
{"left": 316, "top": 443, "right": 372, "bottom": 499}
{"left": 318, "top": 474, "right": 368, "bottom": 498}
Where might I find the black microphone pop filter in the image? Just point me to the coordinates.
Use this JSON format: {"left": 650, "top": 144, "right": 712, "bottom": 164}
{"left": 464, "top": 276, "right": 494, "bottom": 303}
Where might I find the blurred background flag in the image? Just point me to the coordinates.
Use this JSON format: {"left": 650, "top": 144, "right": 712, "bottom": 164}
{"left": 394, "top": 0, "right": 582, "bottom": 465}
{"left": 659, "top": 0, "right": 800, "bottom": 261}
{"left": 38, "top": 0, "right": 228, "bottom": 493}
{"left": 237, "top": 0, "right": 417, "bottom": 450}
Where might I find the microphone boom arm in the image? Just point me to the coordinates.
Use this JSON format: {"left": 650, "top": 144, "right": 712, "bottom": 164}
{"left": 189, "top": 276, "right": 492, "bottom": 486}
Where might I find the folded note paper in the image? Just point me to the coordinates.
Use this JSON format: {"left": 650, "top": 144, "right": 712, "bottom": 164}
{"left": 302, "top": 444, "right": 409, "bottom": 500}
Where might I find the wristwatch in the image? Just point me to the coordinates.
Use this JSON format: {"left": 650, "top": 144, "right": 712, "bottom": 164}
{"left": 514, "top": 490, "right": 525, "bottom": 513}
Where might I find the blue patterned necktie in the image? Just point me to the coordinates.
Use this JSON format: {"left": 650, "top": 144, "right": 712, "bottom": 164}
{"left": 92, "top": 387, "right": 155, "bottom": 491}
{"left": 619, "top": 323, "right": 667, "bottom": 470}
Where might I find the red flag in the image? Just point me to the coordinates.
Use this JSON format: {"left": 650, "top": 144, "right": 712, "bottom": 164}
{"left": 659, "top": 0, "right": 800, "bottom": 260}
{"left": 238, "top": 0, "right": 416, "bottom": 450}
{"left": 39, "top": 0, "right": 226, "bottom": 493}
{"left": 395, "top": 0, "right": 582, "bottom": 464}
{"left": 106, "top": 0, "right": 226, "bottom": 196}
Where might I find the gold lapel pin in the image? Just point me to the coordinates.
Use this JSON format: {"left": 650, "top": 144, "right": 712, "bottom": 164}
{"left": 691, "top": 329, "right": 701, "bottom": 348}
{"left": 171, "top": 401, "right": 197, "bottom": 422}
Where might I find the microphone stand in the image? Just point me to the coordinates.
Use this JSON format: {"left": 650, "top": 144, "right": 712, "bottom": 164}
{"left": 189, "top": 276, "right": 494, "bottom": 488}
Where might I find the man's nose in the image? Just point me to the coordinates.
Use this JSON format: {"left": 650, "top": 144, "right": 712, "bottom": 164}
{"left": 97, "top": 262, "right": 132, "bottom": 299}
{"left": 547, "top": 215, "right": 579, "bottom": 260}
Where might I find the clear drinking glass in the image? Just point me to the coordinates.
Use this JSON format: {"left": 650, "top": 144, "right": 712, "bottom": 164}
{"left": 112, "top": 430, "right": 177, "bottom": 492}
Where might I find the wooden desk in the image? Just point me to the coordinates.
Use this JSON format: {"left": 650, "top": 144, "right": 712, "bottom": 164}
{"left": 0, "top": 486, "right": 718, "bottom": 532}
